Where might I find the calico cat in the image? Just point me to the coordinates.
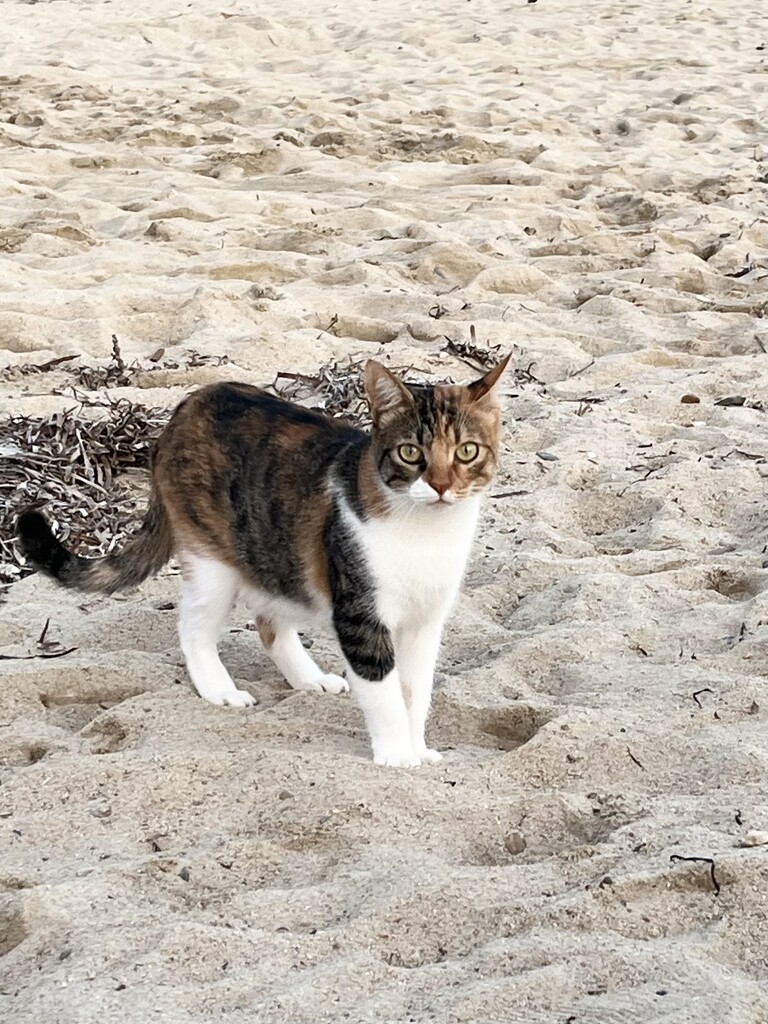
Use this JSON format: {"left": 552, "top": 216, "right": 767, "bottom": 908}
{"left": 17, "top": 356, "right": 509, "bottom": 767}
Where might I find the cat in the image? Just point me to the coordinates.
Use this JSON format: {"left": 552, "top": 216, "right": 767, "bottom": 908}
{"left": 16, "top": 355, "right": 509, "bottom": 767}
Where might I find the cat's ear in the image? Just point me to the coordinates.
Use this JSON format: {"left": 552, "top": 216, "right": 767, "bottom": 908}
{"left": 364, "top": 360, "right": 414, "bottom": 425}
{"left": 467, "top": 353, "right": 512, "bottom": 404}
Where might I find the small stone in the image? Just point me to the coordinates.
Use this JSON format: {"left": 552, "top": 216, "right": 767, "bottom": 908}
{"left": 88, "top": 803, "right": 111, "bottom": 819}
{"left": 278, "top": 790, "right": 294, "bottom": 801}
{"left": 504, "top": 831, "right": 527, "bottom": 855}
{"left": 681, "top": 394, "right": 701, "bottom": 404}
{"left": 178, "top": 867, "right": 190, "bottom": 882}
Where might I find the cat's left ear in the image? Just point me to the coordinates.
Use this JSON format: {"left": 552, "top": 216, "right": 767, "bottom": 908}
{"left": 365, "top": 360, "right": 415, "bottom": 426}
{"left": 467, "top": 352, "right": 512, "bottom": 404}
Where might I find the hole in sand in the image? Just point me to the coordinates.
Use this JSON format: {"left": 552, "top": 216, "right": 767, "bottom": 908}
{"left": 704, "top": 569, "right": 761, "bottom": 600}
{"left": 0, "top": 900, "right": 28, "bottom": 957}
{"left": 44, "top": 702, "right": 112, "bottom": 733}
{"left": 2, "top": 741, "right": 50, "bottom": 768}
{"left": 477, "top": 705, "right": 548, "bottom": 751}
{"left": 81, "top": 714, "right": 130, "bottom": 755}
{"left": 573, "top": 492, "right": 661, "bottom": 538}
{"left": 432, "top": 698, "right": 549, "bottom": 752}
{"left": 25, "top": 743, "right": 47, "bottom": 765}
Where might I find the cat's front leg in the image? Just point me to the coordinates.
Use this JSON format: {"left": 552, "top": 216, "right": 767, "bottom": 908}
{"left": 347, "top": 666, "right": 421, "bottom": 767}
{"left": 395, "top": 617, "right": 446, "bottom": 763}
{"left": 334, "top": 604, "right": 420, "bottom": 767}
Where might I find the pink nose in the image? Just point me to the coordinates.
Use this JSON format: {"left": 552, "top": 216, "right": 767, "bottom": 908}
{"left": 430, "top": 481, "right": 450, "bottom": 497}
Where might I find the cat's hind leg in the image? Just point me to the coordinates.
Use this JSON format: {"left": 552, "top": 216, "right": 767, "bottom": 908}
{"left": 256, "top": 617, "right": 348, "bottom": 695}
{"left": 178, "top": 552, "right": 255, "bottom": 708}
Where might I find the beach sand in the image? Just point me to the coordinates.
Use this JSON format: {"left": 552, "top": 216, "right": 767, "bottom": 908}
{"left": 2, "top": 0, "right": 768, "bottom": 1020}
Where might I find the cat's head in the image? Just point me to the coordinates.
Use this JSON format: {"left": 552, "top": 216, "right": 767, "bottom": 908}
{"left": 364, "top": 355, "right": 510, "bottom": 508}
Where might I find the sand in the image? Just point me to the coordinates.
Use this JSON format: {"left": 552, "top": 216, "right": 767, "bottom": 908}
{"left": 2, "top": 0, "right": 768, "bottom": 1019}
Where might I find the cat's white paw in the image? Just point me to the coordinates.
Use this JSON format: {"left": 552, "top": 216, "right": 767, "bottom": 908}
{"left": 289, "top": 673, "right": 349, "bottom": 694}
{"left": 200, "top": 687, "right": 256, "bottom": 708}
{"left": 317, "top": 673, "right": 349, "bottom": 694}
{"left": 417, "top": 747, "right": 443, "bottom": 763}
{"left": 373, "top": 747, "right": 422, "bottom": 768}
{"left": 288, "top": 677, "right": 324, "bottom": 692}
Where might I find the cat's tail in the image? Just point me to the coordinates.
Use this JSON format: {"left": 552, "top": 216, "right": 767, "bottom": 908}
{"left": 16, "top": 492, "right": 173, "bottom": 594}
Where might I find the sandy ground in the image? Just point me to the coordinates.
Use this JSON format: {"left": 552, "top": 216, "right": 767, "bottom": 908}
{"left": 2, "top": 0, "right": 768, "bottom": 1020}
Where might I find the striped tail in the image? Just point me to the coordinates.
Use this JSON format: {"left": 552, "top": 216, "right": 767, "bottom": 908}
{"left": 16, "top": 495, "right": 173, "bottom": 594}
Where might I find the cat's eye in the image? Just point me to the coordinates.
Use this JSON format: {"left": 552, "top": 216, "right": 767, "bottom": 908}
{"left": 456, "top": 442, "right": 479, "bottom": 463}
{"left": 397, "top": 444, "right": 422, "bottom": 464}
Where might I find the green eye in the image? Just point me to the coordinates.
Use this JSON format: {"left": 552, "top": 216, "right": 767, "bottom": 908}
{"left": 456, "top": 442, "right": 479, "bottom": 463}
{"left": 397, "top": 444, "right": 422, "bottom": 464}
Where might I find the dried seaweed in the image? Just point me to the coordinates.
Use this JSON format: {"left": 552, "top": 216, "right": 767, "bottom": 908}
{"left": 0, "top": 354, "right": 78, "bottom": 381}
{"left": 73, "top": 335, "right": 231, "bottom": 391}
{"left": 268, "top": 354, "right": 451, "bottom": 427}
{"left": 71, "top": 334, "right": 134, "bottom": 389}
{"left": 1, "top": 336, "right": 231, "bottom": 391}
{"left": 0, "top": 398, "right": 167, "bottom": 581}
{"left": 269, "top": 355, "right": 372, "bottom": 426}
{"left": 442, "top": 325, "right": 503, "bottom": 370}
{"left": 442, "top": 324, "right": 536, "bottom": 383}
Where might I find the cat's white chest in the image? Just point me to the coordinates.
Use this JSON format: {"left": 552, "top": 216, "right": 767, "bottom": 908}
{"left": 355, "top": 499, "right": 480, "bottom": 628}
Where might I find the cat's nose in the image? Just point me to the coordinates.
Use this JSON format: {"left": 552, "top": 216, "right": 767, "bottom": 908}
{"left": 431, "top": 481, "right": 450, "bottom": 496}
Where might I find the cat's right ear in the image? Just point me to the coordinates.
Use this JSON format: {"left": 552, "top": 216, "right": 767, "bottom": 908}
{"left": 467, "top": 352, "right": 512, "bottom": 405}
{"left": 364, "top": 361, "right": 414, "bottom": 426}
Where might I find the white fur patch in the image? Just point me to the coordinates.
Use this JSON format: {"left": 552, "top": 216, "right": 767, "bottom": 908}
{"left": 408, "top": 476, "right": 446, "bottom": 504}
{"left": 179, "top": 553, "right": 347, "bottom": 703}
{"left": 343, "top": 493, "right": 480, "bottom": 630}
{"left": 178, "top": 553, "right": 256, "bottom": 707}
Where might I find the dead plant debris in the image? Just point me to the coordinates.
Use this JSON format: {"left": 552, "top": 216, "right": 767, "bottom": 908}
{"left": 2, "top": 335, "right": 230, "bottom": 391}
{"left": 442, "top": 324, "right": 503, "bottom": 371}
{"left": 268, "top": 354, "right": 442, "bottom": 426}
{"left": 0, "top": 397, "right": 167, "bottom": 581}
{"left": 270, "top": 355, "right": 372, "bottom": 426}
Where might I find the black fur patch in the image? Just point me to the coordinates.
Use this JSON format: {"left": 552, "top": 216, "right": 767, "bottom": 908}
{"left": 325, "top": 500, "right": 395, "bottom": 681}
{"left": 16, "top": 510, "right": 72, "bottom": 580}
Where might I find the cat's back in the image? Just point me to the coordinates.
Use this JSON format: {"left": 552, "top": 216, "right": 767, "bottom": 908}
{"left": 152, "top": 381, "right": 369, "bottom": 588}
{"left": 154, "top": 380, "right": 367, "bottom": 526}
{"left": 165, "top": 380, "right": 362, "bottom": 449}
